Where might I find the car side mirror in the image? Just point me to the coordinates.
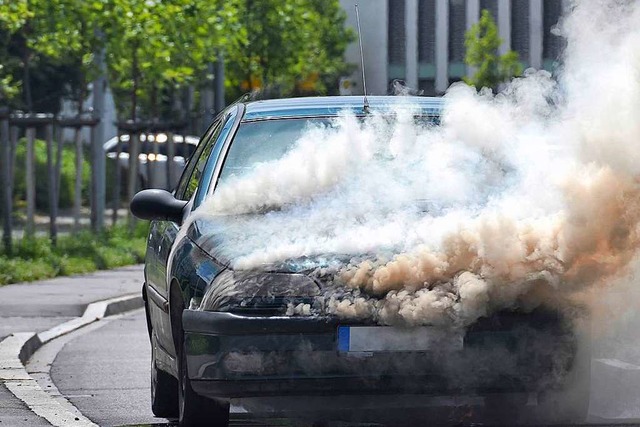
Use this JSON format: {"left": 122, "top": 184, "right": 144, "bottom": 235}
{"left": 130, "top": 189, "right": 188, "bottom": 224}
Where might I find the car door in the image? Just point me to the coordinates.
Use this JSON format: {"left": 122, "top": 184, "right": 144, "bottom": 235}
{"left": 146, "top": 108, "right": 238, "bottom": 358}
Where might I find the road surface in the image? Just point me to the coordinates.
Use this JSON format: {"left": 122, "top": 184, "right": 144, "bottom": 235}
{"left": 34, "top": 307, "right": 640, "bottom": 427}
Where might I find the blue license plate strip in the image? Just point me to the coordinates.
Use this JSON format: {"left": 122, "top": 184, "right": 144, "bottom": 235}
{"left": 336, "top": 325, "right": 463, "bottom": 352}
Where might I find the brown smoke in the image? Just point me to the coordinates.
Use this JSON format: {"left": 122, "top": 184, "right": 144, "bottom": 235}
{"left": 335, "top": 167, "right": 640, "bottom": 326}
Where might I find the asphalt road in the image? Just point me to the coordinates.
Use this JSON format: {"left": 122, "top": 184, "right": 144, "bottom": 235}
{"left": 40, "top": 303, "right": 640, "bottom": 427}
{"left": 49, "top": 310, "right": 164, "bottom": 427}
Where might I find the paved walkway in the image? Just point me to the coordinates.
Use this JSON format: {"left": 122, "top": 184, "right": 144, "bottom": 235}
{"left": 0, "top": 265, "right": 144, "bottom": 426}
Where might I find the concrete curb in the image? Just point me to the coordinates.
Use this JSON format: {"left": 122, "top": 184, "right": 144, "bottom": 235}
{"left": 0, "top": 293, "right": 144, "bottom": 426}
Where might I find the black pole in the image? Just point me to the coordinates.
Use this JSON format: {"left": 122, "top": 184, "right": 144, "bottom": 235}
{"left": 0, "top": 109, "right": 11, "bottom": 253}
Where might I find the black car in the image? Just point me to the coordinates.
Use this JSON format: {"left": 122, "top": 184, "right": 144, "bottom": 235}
{"left": 131, "top": 96, "right": 590, "bottom": 426}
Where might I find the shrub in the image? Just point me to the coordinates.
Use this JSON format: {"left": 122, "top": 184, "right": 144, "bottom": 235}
{"left": 0, "top": 223, "right": 148, "bottom": 286}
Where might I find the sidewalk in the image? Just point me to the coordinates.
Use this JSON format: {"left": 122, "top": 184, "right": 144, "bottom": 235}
{"left": 0, "top": 264, "right": 144, "bottom": 426}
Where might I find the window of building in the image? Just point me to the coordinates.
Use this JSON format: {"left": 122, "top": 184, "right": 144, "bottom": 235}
{"left": 418, "top": 0, "right": 436, "bottom": 65}
{"left": 418, "top": 79, "right": 436, "bottom": 96}
{"left": 388, "top": 0, "right": 406, "bottom": 79}
{"left": 480, "top": 0, "right": 499, "bottom": 21}
{"left": 543, "top": 0, "right": 564, "bottom": 68}
{"left": 448, "top": 0, "right": 466, "bottom": 78}
{"left": 511, "top": 0, "right": 530, "bottom": 66}
{"left": 418, "top": 0, "right": 436, "bottom": 80}
{"left": 388, "top": 0, "right": 406, "bottom": 65}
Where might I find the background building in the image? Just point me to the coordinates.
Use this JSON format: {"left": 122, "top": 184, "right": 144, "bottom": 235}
{"left": 340, "top": 0, "right": 565, "bottom": 96}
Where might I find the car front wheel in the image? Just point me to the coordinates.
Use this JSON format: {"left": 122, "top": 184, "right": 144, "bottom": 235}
{"left": 151, "top": 332, "right": 178, "bottom": 418}
{"left": 178, "top": 337, "right": 230, "bottom": 427}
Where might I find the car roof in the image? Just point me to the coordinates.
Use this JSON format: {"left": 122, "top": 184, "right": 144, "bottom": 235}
{"left": 241, "top": 95, "right": 444, "bottom": 121}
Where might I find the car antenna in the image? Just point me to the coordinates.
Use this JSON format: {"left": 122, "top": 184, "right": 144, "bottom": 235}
{"left": 355, "top": 4, "right": 370, "bottom": 114}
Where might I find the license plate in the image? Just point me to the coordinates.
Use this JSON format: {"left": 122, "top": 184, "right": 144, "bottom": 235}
{"left": 337, "top": 326, "right": 463, "bottom": 352}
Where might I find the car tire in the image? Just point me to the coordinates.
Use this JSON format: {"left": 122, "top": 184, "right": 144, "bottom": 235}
{"left": 178, "top": 337, "right": 230, "bottom": 427}
{"left": 533, "top": 322, "right": 592, "bottom": 424}
{"left": 151, "top": 332, "right": 179, "bottom": 418}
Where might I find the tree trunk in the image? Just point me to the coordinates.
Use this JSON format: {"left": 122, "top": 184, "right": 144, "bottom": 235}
{"left": 73, "top": 96, "right": 85, "bottom": 230}
{"left": 112, "top": 129, "right": 122, "bottom": 226}
{"left": 45, "top": 123, "right": 58, "bottom": 245}
{"left": 131, "top": 44, "right": 139, "bottom": 122}
{"left": 25, "top": 127, "right": 36, "bottom": 237}
{"left": 73, "top": 127, "right": 83, "bottom": 229}
{"left": 1, "top": 114, "right": 12, "bottom": 253}
{"left": 23, "top": 49, "right": 33, "bottom": 112}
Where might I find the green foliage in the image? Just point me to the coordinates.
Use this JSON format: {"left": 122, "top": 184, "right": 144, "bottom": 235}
{"left": 0, "top": 0, "right": 32, "bottom": 33}
{"left": 0, "top": 0, "right": 104, "bottom": 111}
{"left": 225, "top": 0, "right": 355, "bottom": 98}
{"left": 464, "top": 10, "right": 523, "bottom": 91}
{"left": 0, "top": 0, "right": 354, "bottom": 119}
{"left": 0, "top": 223, "right": 148, "bottom": 285}
{"left": 13, "top": 139, "right": 90, "bottom": 210}
{"left": 0, "top": 64, "right": 19, "bottom": 102}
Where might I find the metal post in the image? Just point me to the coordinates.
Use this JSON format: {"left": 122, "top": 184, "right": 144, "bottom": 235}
{"left": 54, "top": 125, "right": 63, "bottom": 212}
{"left": 1, "top": 111, "right": 11, "bottom": 253}
{"left": 73, "top": 126, "right": 83, "bottom": 230}
{"left": 166, "top": 131, "right": 175, "bottom": 189}
{"left": 127, "top": 131, "right": 140, "bottom": 233}
{"left": 112, "top": 130, "right": 122, "bottom": 225}
{"left": 91, "top": 39, "right": 107, "bottom": 231}
{"left": 147, "top": 132, "right": 157, "bottom": 189}
{"left": 25, "top": 126, "right": 36, "bottom": 238}
{"left": 9, "top": 125, "right": 18, "bottom": 221}
{"left": 45, "top": 122, "right": 57, "bottom": 245}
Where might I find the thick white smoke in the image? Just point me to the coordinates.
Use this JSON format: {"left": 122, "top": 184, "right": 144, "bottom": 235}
{"left": 191, "top": 0, "right": 640, "bottom": 327}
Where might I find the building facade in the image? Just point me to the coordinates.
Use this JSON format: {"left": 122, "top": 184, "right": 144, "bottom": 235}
{"left": 340, "top": 0, "right": 565, "bottom": 96}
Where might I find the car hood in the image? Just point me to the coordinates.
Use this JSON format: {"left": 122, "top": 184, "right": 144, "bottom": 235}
{"left": 187, "top": 216, "right": 360, "bottom": 274}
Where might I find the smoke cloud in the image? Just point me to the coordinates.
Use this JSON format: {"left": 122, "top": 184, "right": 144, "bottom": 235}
{"left": 190, "top": 0, "right": 640, "bottom": 328}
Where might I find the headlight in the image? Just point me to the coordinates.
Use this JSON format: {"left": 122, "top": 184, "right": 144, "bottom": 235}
{"left": 198, "top": 270, "right": 320, "bottom": 314}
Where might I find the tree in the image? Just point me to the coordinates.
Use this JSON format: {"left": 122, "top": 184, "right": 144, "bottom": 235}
{"left": 0, "top": 0, "right": 102, "bottom": 112}
{"left": 464, "top": 9, "right": 522, "bottom": 91}
{"left": 225, "top": 0, "right": 354, "bottom": 99}
{"left": 102, "top": 0, "right": 238, "bottom": 121}
{"left": 0, "top": 0, "right": 354, "bottom": 120}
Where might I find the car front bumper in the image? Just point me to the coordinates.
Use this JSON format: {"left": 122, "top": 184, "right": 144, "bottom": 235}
{"left": 182, "top": 309, "right": 578, "bottom": 399}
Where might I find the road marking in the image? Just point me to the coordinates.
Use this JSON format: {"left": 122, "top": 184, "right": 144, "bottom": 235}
{"left": 593, "top": 358, "right": 640, "bottom": 370}
{"left": 0, "top": 293, "right": 143, "bottom": 427}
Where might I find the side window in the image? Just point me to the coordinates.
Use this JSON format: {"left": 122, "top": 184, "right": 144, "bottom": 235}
{"left": 175, "top": 120, "right": 223, "bottom": 201}
{"left": 193, "top": 110, "right": 239, "bottom": 207}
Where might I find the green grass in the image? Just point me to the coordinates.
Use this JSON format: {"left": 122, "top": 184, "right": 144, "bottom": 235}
{"left": 0, "top": 222, "right": 149, "bottom": 286}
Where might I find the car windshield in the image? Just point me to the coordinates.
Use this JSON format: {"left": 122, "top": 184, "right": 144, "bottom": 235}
{"left": 218, "top": 115, "right": 439, "bottom": 186}
{"left": 218, "top": 118, "right": 333, "bottom": 184}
